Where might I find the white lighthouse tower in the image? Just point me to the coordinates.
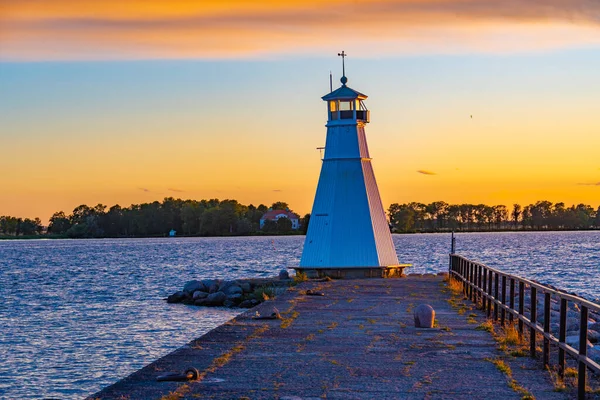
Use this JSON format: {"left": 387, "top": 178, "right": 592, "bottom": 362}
{"left": 299, "top": 52, "right": 405, "bottom": 279}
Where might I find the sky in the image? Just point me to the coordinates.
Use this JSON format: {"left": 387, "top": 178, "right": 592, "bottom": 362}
{"left": 1, "top": 0, "right": 600, "bottom": 221}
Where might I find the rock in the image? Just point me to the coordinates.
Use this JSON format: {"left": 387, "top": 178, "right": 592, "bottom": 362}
{"left": 239, "top": 299, "right": 259, "bottom": 308}
{"left": 206, "top": 291, "right": 226, "bottom": 305}
{"left": 194, "top": 298, "right": 210, "bottom": 306}
{"left": 223, "top": 300, "right": 235, "bottom": 308}
{"left": 566, "top": 318, "right": 579, "bottom": 332}
{"left": 589, "top": 347, "right": 600, "bottom": 362}
{"left": 183, "top": 280, "right": 204, "bottom": 294}
{"left": 566, "top": 335, "right": 580, "bottom": 347}
{"left": 588, "top": 330, "right": 599, "bottom": 344}
{"left": 589, "top": 322, "right": 600, "bottom": 332}
{"left": 192, "top": 291, "right": 209, "bottom": 300}
{"left": 224, "top": 285, "right": 243, "bottom": 296}
{"left": 414, "top": 304, "right": 435, "bottom": 328}
{"left": 201, "top": 279, "right": 216, "bottom": 290}
{"left": 279, "top": 269, "right": 290, "bottom": 280}
{"left": 227, "top": 293, "right": 242, "bottom": 301}
{"left": 240, "top": 282, "right": 252, "bottom": 293}
{"left": 208, "top": 283, "right": 219, "bottom": 294}
{"left": 219, "top": 280, "right": 235, "bottom": 292}
{"left": 167, "top": 291, "right": 186, "bottom": 303}
{"left": 566, "top": 335, "right": 594, "bottom": 351}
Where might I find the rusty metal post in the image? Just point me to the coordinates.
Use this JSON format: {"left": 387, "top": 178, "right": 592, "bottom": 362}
{"left": 530, "top": 286, "right": 537, "bottom": 358}
{"left": 501, "top": 275, "right": 506, "bottom": 326}
{"left": 494, "top": 272, "right": 499, "bottom": 321}
{"left": 578, "top": 305, "right": 588, "bottom": 400}
{"left": 543, "top": 292, "right": 551, "bottom": 368}
{"left": 518, "top": 281, "right": 525, "bottom": 337}
{"left": 487, "top": 270, "right": 493, "bottom": 318}
{"left": 477, "top": 264, "right": 482, "bottom": 306}
{"left": 469, "top": 263, "right": 474, "bottom": 302}
{"left": 509, "top": 278, "right": 515, "bottom": 324}
{"left": 559, "top": 298, "right": 567, "bottom": 377}
{"left": 482, "top": 266, "right": 487, "bottom": 311}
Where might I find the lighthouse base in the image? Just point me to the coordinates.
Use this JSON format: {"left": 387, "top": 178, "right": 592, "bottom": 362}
{"left": 294, "top": 265, "right": 411, "bottom": 280}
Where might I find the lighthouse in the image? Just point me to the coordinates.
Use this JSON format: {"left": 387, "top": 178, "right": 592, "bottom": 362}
{"left": 298, "top": 52, "right": 405, "bottom": 279}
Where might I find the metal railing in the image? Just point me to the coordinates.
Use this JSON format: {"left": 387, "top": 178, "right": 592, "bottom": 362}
{"left": 449, "top": 253, "right": 600, "bottom": 399}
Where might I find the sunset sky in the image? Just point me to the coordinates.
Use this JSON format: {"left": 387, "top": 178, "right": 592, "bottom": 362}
{"left": 2, "top": 0, "right": 600, "bottom": 221}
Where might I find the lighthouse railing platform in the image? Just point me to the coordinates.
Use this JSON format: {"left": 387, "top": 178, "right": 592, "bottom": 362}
{"left": 449, "top": 253, "right": 600, "bottom": 400}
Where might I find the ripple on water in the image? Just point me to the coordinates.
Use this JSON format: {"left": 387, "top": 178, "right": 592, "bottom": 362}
{"left": 0, "top": 232, "right": 599, "bottom": 398}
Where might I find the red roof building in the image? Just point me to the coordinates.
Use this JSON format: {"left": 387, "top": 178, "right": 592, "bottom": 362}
{"left": 260, "top": 209, "right": 300, "bottom": 230}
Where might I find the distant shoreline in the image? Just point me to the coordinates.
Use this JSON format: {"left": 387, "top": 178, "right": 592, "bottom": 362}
{"left": 2, "top": 228, "right": 599, "bottom": 240}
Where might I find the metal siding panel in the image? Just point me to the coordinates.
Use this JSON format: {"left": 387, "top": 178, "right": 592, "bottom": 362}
{"left": 300, "top": 160, "right": 337, "bottom": 267}
{"left": 362, "top": 160, "right": 400, "bottom": 266}
{"left": 324, "top": 125, "right": 359, "bottom": 160}
{"left": 357, "top": 125, "right": 370, "bottom": 159}
{"left": 329, "top": 160, "right": 378, "bottom": 267}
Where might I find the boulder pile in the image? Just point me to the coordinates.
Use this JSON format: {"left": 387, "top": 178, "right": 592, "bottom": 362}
{"left": 166, "top": 276, "right": 292, "bottom": 309}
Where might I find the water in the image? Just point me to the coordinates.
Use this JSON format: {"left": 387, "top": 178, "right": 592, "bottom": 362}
{"left": 0, "top": 232, "right": 599, "bottom": 399}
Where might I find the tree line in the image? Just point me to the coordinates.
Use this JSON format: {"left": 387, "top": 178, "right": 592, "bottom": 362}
{"left": 3, "top": 198, "right": 600, "bottom": 238}
{"left": 0, "top": 198, "right": 309, "bottom": 238}
{"left": 388, "top": 201, "right": 600, "bottom": 233}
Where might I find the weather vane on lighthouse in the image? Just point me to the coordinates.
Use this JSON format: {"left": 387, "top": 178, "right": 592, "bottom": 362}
{"left": 297, "top": 52, "right": 406, "bottom": 279}
{"left": 337, "top": 50, "right": 347, "bottom": 85}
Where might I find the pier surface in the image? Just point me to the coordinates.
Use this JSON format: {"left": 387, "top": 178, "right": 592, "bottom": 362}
{"left": 91, "top": 276, "right": 566, "bottom": 399}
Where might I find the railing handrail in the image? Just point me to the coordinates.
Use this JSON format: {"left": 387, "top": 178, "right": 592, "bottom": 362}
{"left": 449, "top": 253, "right": 599, "bottom": 400}
{"left": 451, "top": 254, "right": 600, "bottom": 313}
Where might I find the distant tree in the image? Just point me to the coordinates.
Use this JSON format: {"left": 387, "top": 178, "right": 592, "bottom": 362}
{"left": 276, "top": 217, "right": 293, "bottom": 233}
{"left": 301, "top": 213, "right": 311, "bottom": 235}
{"left": 262, "top": 219, "right": 278, "bottom": 233}
{"left": 595, "top": 207, "right": 600, "bottom": 228}
{"left": 48, "top": 211, "right": 71, "bottom": 234}
{"left": 511, "top": 204, "right": 522, "bottom": 229}
{"left": 271, "top": 201, "right": 289, "bottom": 211}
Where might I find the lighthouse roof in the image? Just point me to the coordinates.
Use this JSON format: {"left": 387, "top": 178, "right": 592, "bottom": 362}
{"left": 322, "top": 85, "right": 367, "bottom": 101}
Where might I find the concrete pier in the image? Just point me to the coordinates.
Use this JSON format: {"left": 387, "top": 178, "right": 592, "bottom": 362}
{"left": 90, "top": 276, "right": 567, "bottom": 399}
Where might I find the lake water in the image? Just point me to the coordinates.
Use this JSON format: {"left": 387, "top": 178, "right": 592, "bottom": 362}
{"left": 1, "top": 232, "right": 599, "bottom": 399}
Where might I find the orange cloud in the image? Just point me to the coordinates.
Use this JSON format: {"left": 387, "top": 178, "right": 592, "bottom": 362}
{"left": 2, "top": 1, "right": 600, "bottom": 60}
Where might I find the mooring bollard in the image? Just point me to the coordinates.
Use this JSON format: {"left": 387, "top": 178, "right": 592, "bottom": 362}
{"left": 156, "top": 367, "right": 200, "bottom": 382}
{"left": 414, "top": 304, "right": 435, "bottom": 328}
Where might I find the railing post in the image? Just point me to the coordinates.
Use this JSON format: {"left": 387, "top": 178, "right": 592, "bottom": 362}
{"left": 530, "top": 286, "right": 537, "bottom": 358}
{"left": 501, "top": 275, "right": 506, "bottom": 326}
{"left": 578, "top": 305, "right": 588, "bottom": 400}
{"left": 469, "top": 263, "right": 474, "bottom": 302}
{"left": 543, "top": 292, "right": 550, "bottom": 368}
{"left": 509, "top": 278, "right": 515, "bottom": 324}
{"left": 559, "top": 298, "right": 567, "bottom": 377}
{"left": 487, "top": 270, "right": 493, "bottom": 318}
{"left": 494, "top": 272, "right": 499, "bottom": 321}
{"left": 462, "top": 259, "right": 467, "bottom": 297}
{"left": 518, "top": 281, "right": 524, "bottom": 337}
{"left": 482, "top": 267, "right": 487, "bottom": 311}
{"left": 477, "top": 264, "right": 482, "bottom": 306}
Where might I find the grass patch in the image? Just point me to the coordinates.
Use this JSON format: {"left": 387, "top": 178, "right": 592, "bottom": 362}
{"left": 294, "top": 271, "right": 308, "bottom": 284}
{"left": 476, "top": 320, "right": 495, "bottom": 333}
{"left": 486, "top": 357, "right": 535, "bottom": 399}
{"left": 159, "top": 384, "right": 190, "bottom": 400}
{"left": 253, "top": 285, "right": 276, "bottom": 301}
{"left": 280, "top": 311, "right": 300, "bottom": 329}
{"left": 498, "top": 324, "right": 521, "bottom": 346}
{"left": 564, "top": 367, "right": 578, "bottom": 378}
{"left": 446, "top": 278, "right": 463, "bottom": 295}
{"left": 509, "top": 348, "right": 529, "bottom": 357}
